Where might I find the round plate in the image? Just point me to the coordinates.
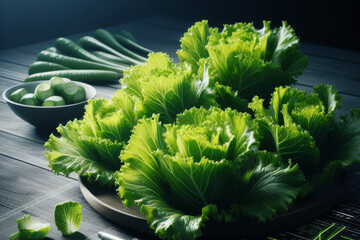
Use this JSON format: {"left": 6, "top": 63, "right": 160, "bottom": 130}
{"left": 79, "top": 175, "right": 347, "bottom": 238}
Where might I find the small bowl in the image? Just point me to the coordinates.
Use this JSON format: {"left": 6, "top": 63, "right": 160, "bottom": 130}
{"left": 2, "top": 81, "right": 96, "bottom": 129}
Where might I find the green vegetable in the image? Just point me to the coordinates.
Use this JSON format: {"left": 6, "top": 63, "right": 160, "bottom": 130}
{"left": 34, "top": 82, "right": 55, "bottom": 102}
{"left": 10, "top": 214, "right": 51, "bottom": 240}
{"left": 61, "top": 82, "right": 86, "bottom": 104}
{"left": 37, "top": 50, "right": 126, "bottom": 73}
{"left": 177, "top": 20, "right": 308, "bottom": 111}
{"left": 45, "top": 53, "right": 215, "bottom": 185}
{"left": 45, "top": 93, "right": 137, "bottom": 185}
{"left": 116, "top": 108, "right": 305, "bottom": 239}
{"left": 28, "top": 61, "right": 70, "bottom": 75}
{"left": 54, "top": 201, "right": 82, "bottom": 235}
{"left": 42, "top": 95, "right": 66, "bottom": 106}
{"left": 117, "top": 30, "right": 137, "bottom": 43}
{"left": 25, "top": 69, "right": 119, "bottom": 83}
{"left": 55, "top": 37, "right": 122, "bottom": 67}
{"left": 114, "top": 32, "right": 153, "bottom": 54}
{"left": 78, "top": 36, "right": 143, "bottom": 65}
{"left": 9, "top": 88, "right": 28, "bottom": 103}
{"left": 20, "top": 93, "right": 39, "bottom": 106}
{"left": 94, "top": 29, "right": 147, "bottom": 62}
{"left": 50, "top": 76, "right": 69, "bottom": 93}
{"left": 90, "top": 50, "right": 133, "bottom": 65}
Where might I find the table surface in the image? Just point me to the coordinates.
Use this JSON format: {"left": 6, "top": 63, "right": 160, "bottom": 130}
{"left": 0, "top": 16, "right": 360, "bottom": 240}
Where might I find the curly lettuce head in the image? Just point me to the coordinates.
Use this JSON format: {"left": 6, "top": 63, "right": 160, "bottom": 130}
{"left": 177, "top": 20, "right": 308, "bottom": 111}
{"left": 116, "top": 107, "right": 305, "bottom": 240}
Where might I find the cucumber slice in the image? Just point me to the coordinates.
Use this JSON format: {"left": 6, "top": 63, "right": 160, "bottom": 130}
{"left": 20, "top": 93, "right": 40, "bottom": 106}
{"left": 9, "top": 88, "right": 28, "bottom": 103}
{"left": 42, "top": 95, "right": 66, "bottom": 106}
{"left": 50, "top": 76, "right": 69, "bottom": 93}
{"left": 34, "top": 82, "right": 55, "bottom": 102}
{"left": 61, "top": 82, "right": 86, "bottom": 104}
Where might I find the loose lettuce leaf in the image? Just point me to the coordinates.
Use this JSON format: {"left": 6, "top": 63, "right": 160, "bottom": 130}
{"left": 55, "top": 201, "right": 82, "bottom": 235}
{"left": 10, "top": 215, "right": 51, "bottom": 240}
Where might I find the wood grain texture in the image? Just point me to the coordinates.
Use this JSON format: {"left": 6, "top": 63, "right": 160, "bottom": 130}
{"left": 0, "top": 154, "right": 74, "bottom": 217}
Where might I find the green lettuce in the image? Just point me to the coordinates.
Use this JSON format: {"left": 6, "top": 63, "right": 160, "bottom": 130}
{"left": 10, "top": 215, "right": 51, "bottom": 240}
{"left": 54, "top": 201, "right": 82, "bottom": 235}
{"left": 45, "top": 90, "right": 140, "bottom": 186}
{"left": 177, "top": 20, "right": 308, "bottom": 111}
{"left": 116, "top": 108, "right": 304, "bottom": 239}
{"left": 45, "top": 53, "right": 216, "bottom": 185}
{"left": 249, "top": 85, "right": 360, "bottom": 187}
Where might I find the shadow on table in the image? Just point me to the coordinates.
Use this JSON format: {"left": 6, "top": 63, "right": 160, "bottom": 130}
{"left": 44, "top": 232, "right": 87, "bottom": 240}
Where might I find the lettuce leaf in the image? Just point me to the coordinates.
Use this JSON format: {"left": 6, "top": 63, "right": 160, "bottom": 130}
{"left": 10, "top": 215, "right": 51, "bottom": 240}
{"left": 177, "top": 20, "right": 214, "bottom": 72}
{"left": 54, "top": 201, "right": 82, "bottom": 235}
{"left": 45, "top": 120, "right": 123, "bottom": 185}
{"left": 45, "top": 90, "right": 140, "bottom": 186}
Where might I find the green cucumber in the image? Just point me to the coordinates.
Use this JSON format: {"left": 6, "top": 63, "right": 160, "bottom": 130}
{"left": 25, "top": 70, "right": 119, "bottom": 83}
{"left": 94, "top": 29, "right": 147, "bottom": 62}
{"left": 90, "top": 51, "right": 132, "bottom": 66}
{"left": 50, "top": 76, "right": 69, "bottom": 93}
{"left": 61, "top": 82, "right": 86, "bottom": 104}
{"left": 28, "top": 61, "right": 70, "bottom": 75}
{"left": 114, "top": 33, "right": 153, "bottom": 55}
{"left": 55, "top": 37, "right": 121, "bottom": 67}
{"left": 42, "top": 96, "right": 66, "bottom": 106}
{"left": 10, "top": 88, "right": 28, "bottom": 103}
{"left": 20, "top": 93, "right": 40, "bottom": 106}
{"left": 37, "top": 50, "right": 126, "bottom": 73}
{"left": 34, "top": 82, "right": 55, "bottom": 102}
{"left": 78, "top": 36, "right": 142, "bottom": 65}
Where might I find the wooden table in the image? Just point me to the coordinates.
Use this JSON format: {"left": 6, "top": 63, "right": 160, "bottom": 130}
{"left": 0, "top": 17, "right": 360, "bottom": 240}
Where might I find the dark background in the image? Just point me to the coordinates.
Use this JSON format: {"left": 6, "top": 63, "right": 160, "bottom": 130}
{"left": 0, "top": 0, "right": 358, "bottom": 51}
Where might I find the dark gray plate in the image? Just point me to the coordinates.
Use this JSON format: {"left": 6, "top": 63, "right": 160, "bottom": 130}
{"left": 79, "top": 175, "right": 347, "bottom": 238}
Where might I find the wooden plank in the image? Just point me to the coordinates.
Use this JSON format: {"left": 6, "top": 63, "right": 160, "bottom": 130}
{"left": 300, "top": 55, "right": 360, "bottom": 97}
{"left": 0, "top": 154, "right": 74, "bottom": 216}
{"left": 0, "top": 184, "right": 154, "bottom": 240}
{"left": 0, "top": 130, "right": 53, "bottom": 167}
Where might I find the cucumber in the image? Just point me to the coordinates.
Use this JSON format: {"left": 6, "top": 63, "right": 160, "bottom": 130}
{"left": 42, "top": 96, "right": 66, "bottom": 106}
{"left": 114, "top": 33, "right": 153, "bottom": 55}
{"left": 20, "top": 93, "right": 40, "bottom": 106}
{"left": 38, "top": 50, "right": 126, "bottom": 73}
{"left": 94, "top": 29, "right": 147, "bottom": 62}
{"left": 29, "top": 61, "right": 70, "bottom": 75}
{"left": 61, "top": 82, "right": 86, "bottom": 104}
{"left": 90, "top": 51, "right": 132, "bottom": 66}
{"left": 50, "top": 76, "right": 69, "bottom": 93}
{"left": 34, "top": 82, "right": 55, "bottom": 102}
{"left": 10, "top": 88, "right": 28, "bottom": 103}
{"left": 118, "top": 30, "right": 137, "bottom": 43}
{"left": 46, "top": 47, "right": 61, "bottom": 53}
{"left": 55, "top": 37, "right": 122, "bottom": 68}
{"left": 25, "top": 70, "right": 119, "bottom": 83}
{"left": 78, "top": 36, "right": 143, "bottom": 65}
